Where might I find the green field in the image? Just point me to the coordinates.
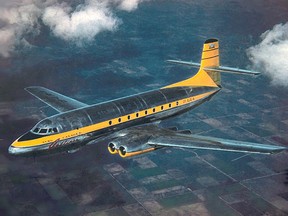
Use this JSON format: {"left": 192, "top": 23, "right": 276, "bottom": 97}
{"left": 158, "top": 193, "right": 200, "bottom": 208}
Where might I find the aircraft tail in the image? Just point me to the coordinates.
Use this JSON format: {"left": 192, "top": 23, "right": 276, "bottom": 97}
{"left": 200, "top": 39, "right": 220, "bottom": 85}
{"left": 164, "top": 38, "right": 260, "bottom": 89}
{"left": 164, "top": 39, "right": 221, "bottom": 88}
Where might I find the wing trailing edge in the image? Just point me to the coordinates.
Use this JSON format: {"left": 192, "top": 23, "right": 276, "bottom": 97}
{"left": 149, "top": 134, "right": 287, "bottom": 154}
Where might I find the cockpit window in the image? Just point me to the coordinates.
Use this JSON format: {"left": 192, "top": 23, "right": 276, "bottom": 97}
{"left": 39, "top": 129, "right": 47, "bottom": 134}
{"left": 31, "top": 119, "right": 59, "bottom": 135}
{"left": 32, "top": 127, "right": 58, "bottom": 134}
{"left": 32, "top": 127, "right": 59, "bottom": 135}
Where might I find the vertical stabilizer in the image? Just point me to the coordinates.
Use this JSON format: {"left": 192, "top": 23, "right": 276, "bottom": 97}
{"left": 201, "top": 39, "right": 220, "bottom": 85}
{"left": 164, "top": 39, "right": 220, "bottom": 89}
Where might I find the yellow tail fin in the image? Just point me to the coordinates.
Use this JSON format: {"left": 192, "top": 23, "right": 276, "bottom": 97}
{"left": 164, "top": 39, "right": 220, "bottom": 88}
{"left": 200, "top": 39, "right": 220, "bottom": 85}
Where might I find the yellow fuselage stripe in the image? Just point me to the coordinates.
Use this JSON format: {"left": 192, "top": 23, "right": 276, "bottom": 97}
{"left": 13, "top": 90, "right": 216, "bottom": 148}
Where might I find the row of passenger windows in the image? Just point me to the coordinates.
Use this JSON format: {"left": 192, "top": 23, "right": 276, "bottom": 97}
{"left": 108, "top": 101, "right": 180, "bottom": 126}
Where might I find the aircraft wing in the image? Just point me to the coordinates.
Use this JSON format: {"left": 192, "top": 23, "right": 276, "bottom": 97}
{"left": 148, "top": 133, "right": 287, "bottom": 154}
{"left": 110, "top": 125, "right": 286, "bottom": 158}
{"left": 25, "top": 86, "right": 87, "bottom": 112}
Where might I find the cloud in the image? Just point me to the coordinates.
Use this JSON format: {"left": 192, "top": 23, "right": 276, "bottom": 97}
{"left": 117, "top": 0, "right": 144, "bottom": 11}
{"left": 0, "top": 29, "right": 16, "bottom": 58}
{"left": 247, "top": 23, "right": 288, "bottom": 87}
{"left": 0, "top": 0, "right": 42, "bottom": 57}
{"left": 42, "top": 2, "right": 119, "bottom": 44}
{"left": 0, "top": 0, "right": 147, "bottom": 57}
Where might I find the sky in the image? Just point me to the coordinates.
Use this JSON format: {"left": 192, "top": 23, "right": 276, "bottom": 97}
{"left": 0, "top": 0, "right": 145, "bottom": 57}
{"left": 0, "top": 0, "right": 288, "bottom": 91}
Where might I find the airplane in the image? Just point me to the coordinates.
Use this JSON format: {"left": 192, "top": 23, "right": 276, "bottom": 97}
{"left": 8, "top": 38, "right": 287, "bottom": 157}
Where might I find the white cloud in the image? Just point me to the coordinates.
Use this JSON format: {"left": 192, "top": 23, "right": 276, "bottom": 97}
{"left": 247, "top": 23, "right": 288, "bottom": 87}
{"left": 0, "top": 0, "right": 147, "bottom": 57}
{"left": 0, "top": 28, "right": 16, "bottom": 58}
{"left": 42, "top": 2, "right": 119, "bottom": 44}
{"left": 117, "top": 0, "right": 144, "bottom": 11}
{"left": 0, "top": 0, "right": 41, "bottom": 57}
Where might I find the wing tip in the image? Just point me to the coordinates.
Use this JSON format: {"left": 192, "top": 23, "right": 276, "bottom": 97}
{"left": 25, "top": 86, "right": 46, "bottom": 92}
{"left": 271, "top": 146, "right": 288, "bottom": 153}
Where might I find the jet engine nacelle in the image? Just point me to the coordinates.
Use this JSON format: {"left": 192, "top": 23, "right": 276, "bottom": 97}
{"left": 108, "top": 134, "right": 156, "bottom": 158}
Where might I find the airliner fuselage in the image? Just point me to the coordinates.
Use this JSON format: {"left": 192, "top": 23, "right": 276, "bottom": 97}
{"left": 9, "top": 86, "right": 220, "bottom": 155}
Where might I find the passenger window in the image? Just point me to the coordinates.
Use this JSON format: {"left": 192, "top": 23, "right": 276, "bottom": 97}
{"left": 161, "top": 106, "right": 164, "bottom": 110}
{"left": 153, "top": 108, "right": 156, "bottom": 112}
{"left": 33, "top": 128, "right": 40, "bottom": 133}
{"left": 109, "top": 120, "right": 112, "bottom": 125}
{"left": 145, "top": 110, "right": 148, "bottom": 115}
{"left": 136, "top": 113, "right": 139, "bottom": 117}
{"left": 176, "top": 101, "right": 179, "bottom": 106}
{"left": 127, "top": 115, "right": 131, "bottom": 120}
{"left": 169, "top": 104, "right": 172, "bottom": 108}
{"left": 53, "top": 128, "right": 58, "bottom": 133}
{"left": 48, "top": 128, "right": 53, "bottom": 133}
{"left": 118, "top": 118, "right": 121, "bottom": 123}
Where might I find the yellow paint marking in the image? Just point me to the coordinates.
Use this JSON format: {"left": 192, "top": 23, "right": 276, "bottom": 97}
{"left": 108, "top": 147, "right": 119, "bottom": 154}
{"left": 119, "top": 147, "right": 156, "bottom": 158}
{"left": 201, "top": 49, "right": 219, "bottom": 59}
{"left": 203, "top": 42, "right": 219, "bottom": 51}
{"left": 163, "top": 69, "right": 218, "bottom": 88}
{"left": 13, "top": 90, "right": 217, "bottom": 148}
{"left": 165, "top": 40, "right": 220, "bottom": 88}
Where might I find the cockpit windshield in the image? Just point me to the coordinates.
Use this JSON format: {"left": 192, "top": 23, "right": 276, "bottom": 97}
{"left": 32, "top": 127, "right": 58, "bottom": 134}
{"left": 31, "top": 119, "right": 59, "bottom": 135}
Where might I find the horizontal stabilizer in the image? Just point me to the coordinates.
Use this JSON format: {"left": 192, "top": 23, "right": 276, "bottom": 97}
{"left": 167, "top": 60, "right": 201, "bottom": 68}
{"left": 205, "top": 66, "right": 260, "bottom": 75}
{"left": 167, "top": 60, "right": 260, "bottom": 75}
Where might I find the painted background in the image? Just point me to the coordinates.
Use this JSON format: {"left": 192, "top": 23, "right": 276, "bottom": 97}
{"left": 0, "top": 1, "right": 288, "bottom": 215}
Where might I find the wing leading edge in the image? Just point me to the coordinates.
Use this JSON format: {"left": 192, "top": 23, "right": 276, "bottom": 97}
{"left": 25, "top": 86, "right": 87, "bottom": 113}
{"left": 148, "top": 133, "right": 287, "bottom": 154}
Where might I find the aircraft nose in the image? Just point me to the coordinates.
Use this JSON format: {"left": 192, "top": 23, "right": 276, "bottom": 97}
{"left": 8, "top": 139, "right": 25, "bottom": 155}
{"left": 8, "top": 145, "right": 17, "bottom": 155}
{"left": 8, "top": 145, "right": 29, "bottom": 155}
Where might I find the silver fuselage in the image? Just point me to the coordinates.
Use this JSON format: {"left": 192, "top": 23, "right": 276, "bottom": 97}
{"left": 9, "top": 86, "right": 220, "bottom": 156}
